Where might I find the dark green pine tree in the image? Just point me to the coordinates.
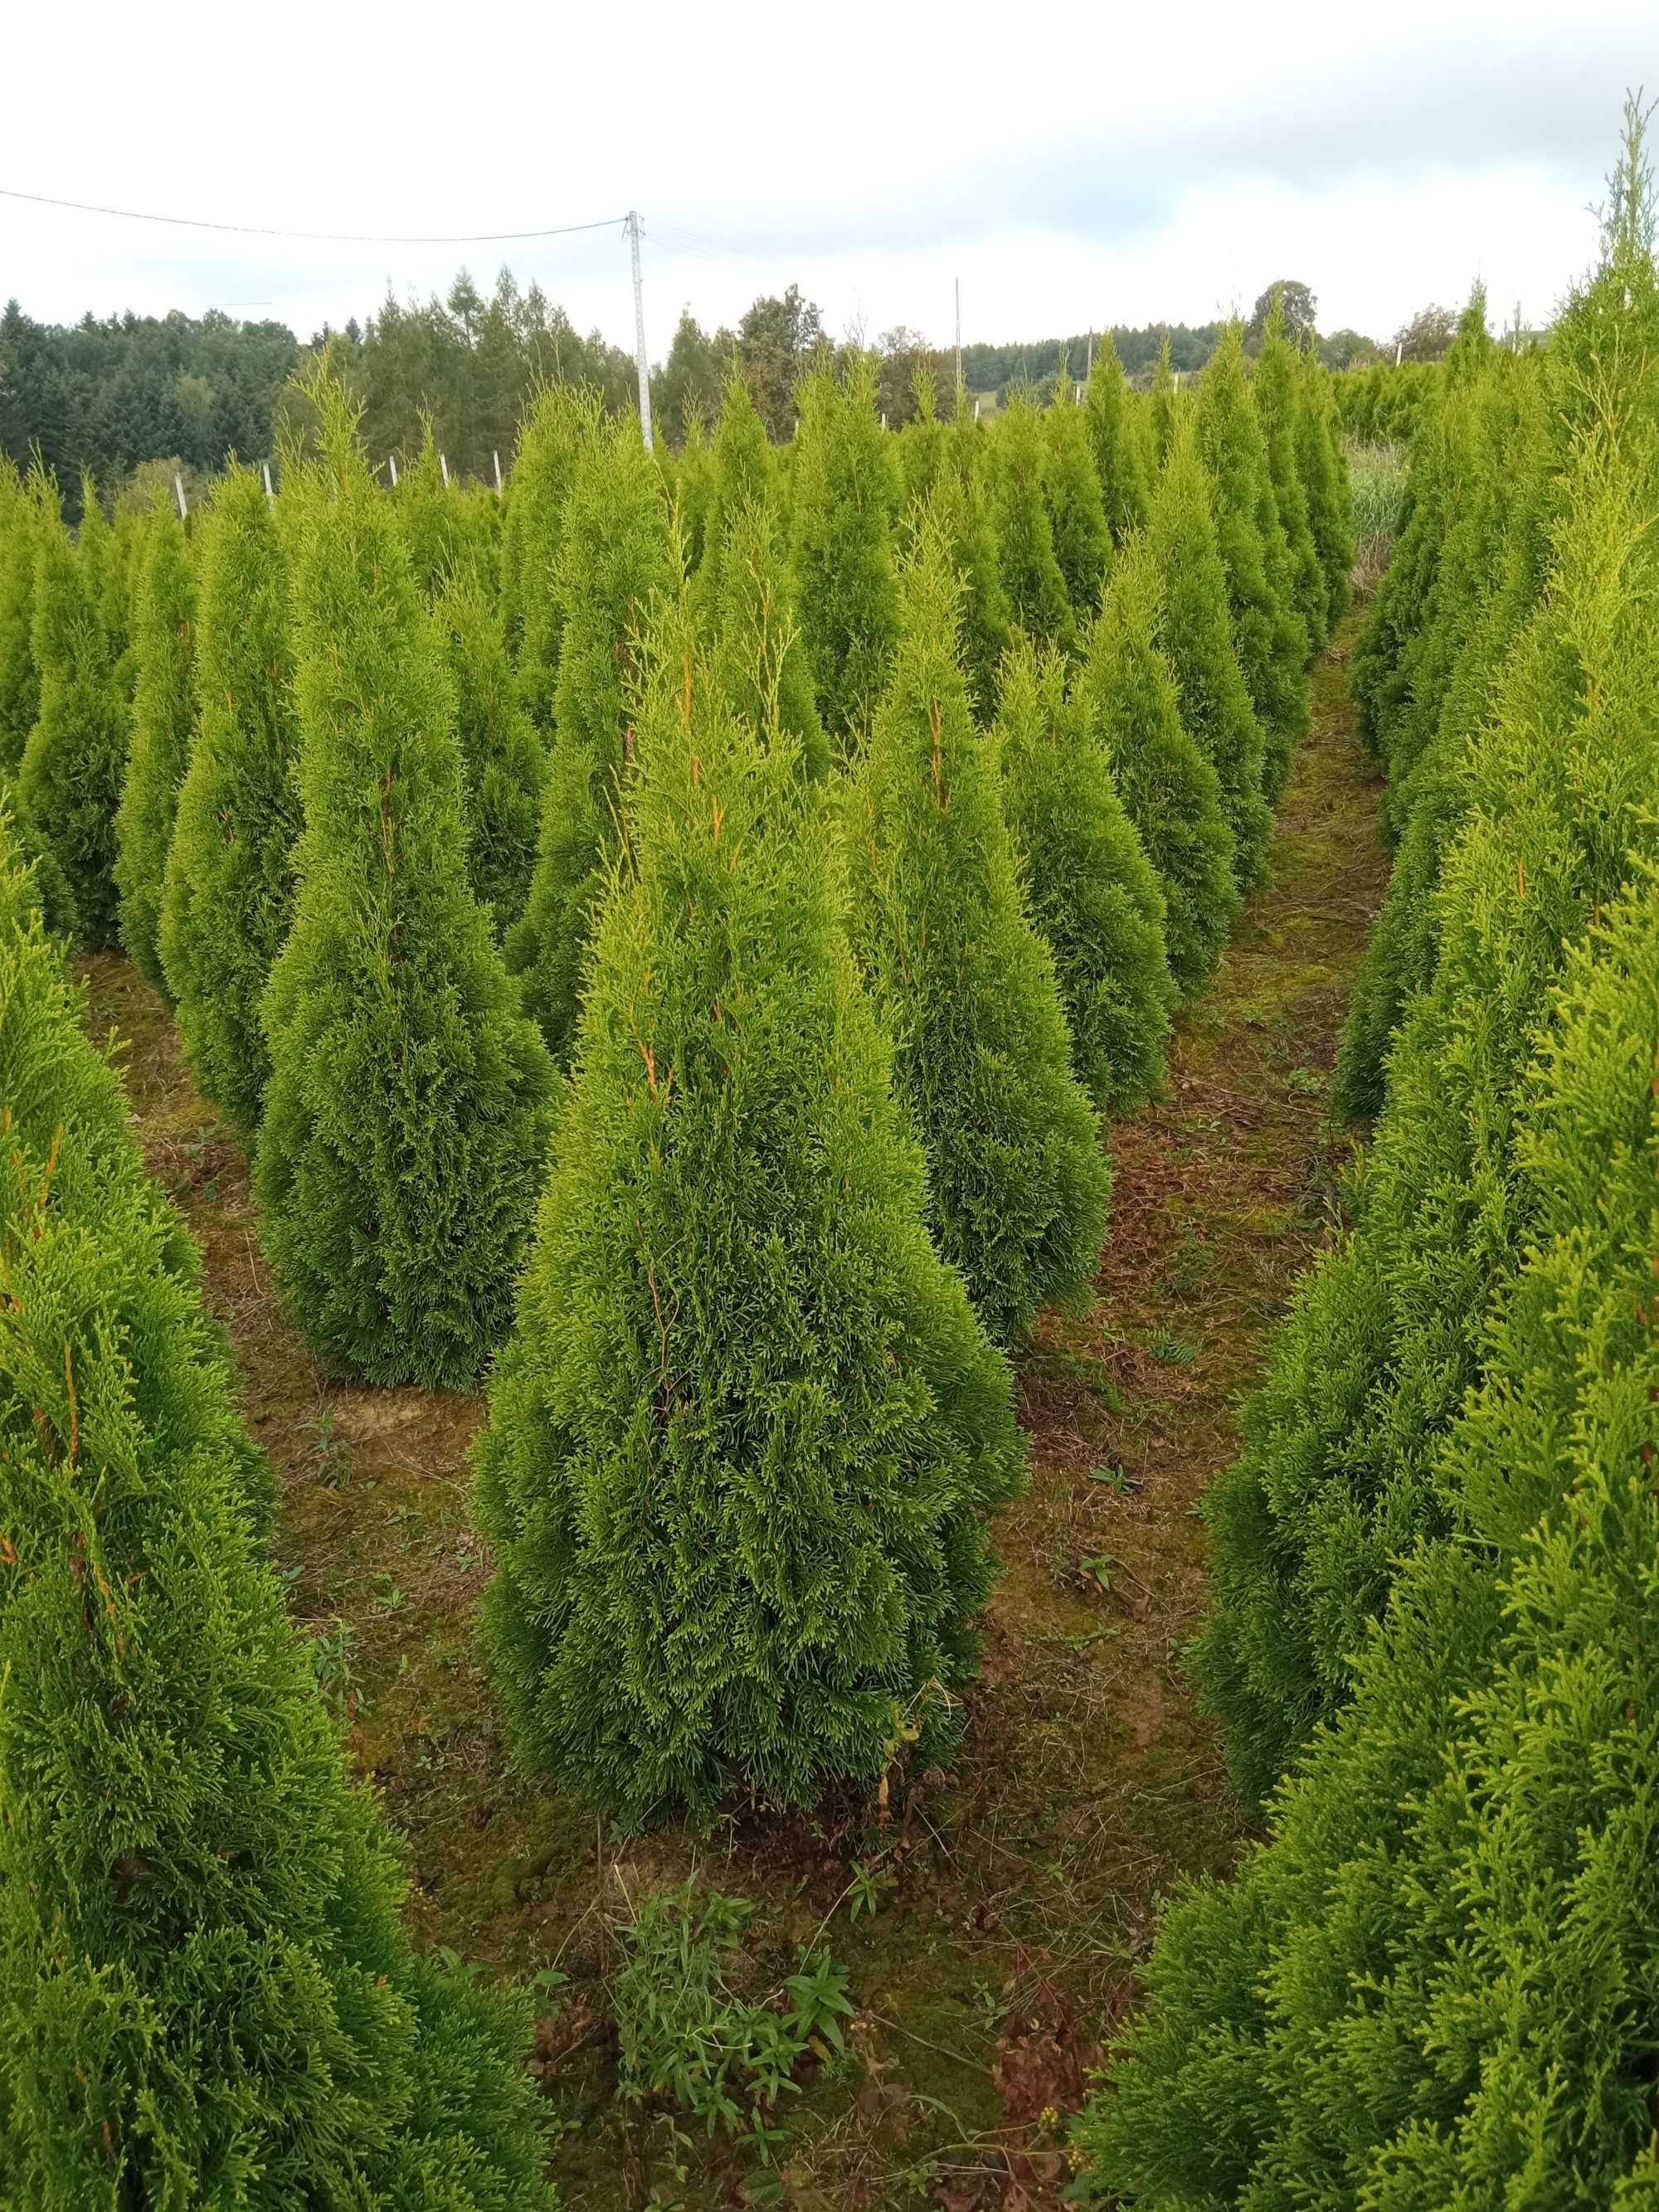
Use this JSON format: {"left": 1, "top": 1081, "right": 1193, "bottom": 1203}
{"left": 1295, "top": 348, "right": 1354, "bottom": 635}
{"left": 499, "top": 382, "right": 600, "bottom": 733}
{"left": 113, "top": 496, "right": 195, "bottom": 996}
{"left": 255, "top": 379, "right": 555, "bottom": 1388}
{"left": 0, "top": 459, "right": 41, "bottom": 775}
{"left": 1196, "top": 323, "right": 1310, "bottom": 800}
{"left": 996, "top": 634, "right": 1174, "bottom": 1112}
{"left": 1253, "top": 294, "right": 1330, "bottom": 651}
{"left": 436, "top": 564, "right": 547, "bottom": 938}
{"left": 1147, "top": 410, "right": 1273, "bottom": 892}
{"left": 707, "top": 489, "right": 830, "bottom": 779}
{"left": 18, "top": 475, "right": 129, "bottom": 946}
{"left": 0, "top": 816, "right": 552, "bottom": 2211}
{"left": 691, "top": 359, "right": 774, "bottom": 623}
{"left": 1075, "top": 536, "right": 1240, "bottom": 999}
{"left": 1043, "top": 367, "right": 1112, "bottom": 625}
{"left": 1083, "top": 335, "right": 1151, "bottom": 544}
{"left": 474, "top": 597, "right": 1024, "bottom": 1827}
{"left": 848, "top": 517, "right": 1112, "bottom": 1345}
{"left": 790, "top": 348, "right": 902, "bottom": 746}
{"left": 159, "top": 468, "right": 304, "bottom": 1139}
{"left": 506, "top": 411, "right": 677, "bottom": 1067}
{"left": 990, "top": 393, "right": 1075, "bottom": 653}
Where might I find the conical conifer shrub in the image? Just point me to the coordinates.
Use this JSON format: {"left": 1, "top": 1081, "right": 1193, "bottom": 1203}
{"left": 0, "top": 459, "right": 40, "bottom": 774}
{"left": 925, "top": 402, "right": 1016, "bottom": 721}
{"left": 1043, "top": 370, "right": 1112, "bottom": 624}
{"left": 1295, "top": 348, "right": 1355, "bottom": 634}
{"left": 1075, "top": 537, "right": 1240, "bottom": 999}
{"left": 506, "top": 411, "right": 677, "bottom": 1066}
{"left": 395, "top": 418, "right": 477, "bottom": 602}
{"left": 707, "top": 489, "right": 830, "bottom": 778}
{"left": 990, "top": 393, "right": 1074, "bottom": 652}
{"left": 255, "top": 380, "right": 555, "bottom": 1387}
{"left": 474, "top": 598, "right": 1024, "bottom": 1827}
{"left": 1147, "top": 411, "right": 1273, "bottom": 892}
{"left": 159, "top": 469, "right": 304, "bottom": 1138}
{"left": 848, "top": 518, "right": 1111, "bottom": 1344}
{"left": 0, "top": 816, "right": 551, "bottom": 2210}
{"left": 499, "top": 382, "right": 599, "bottom": 732}
{"left": 692, "top": 361, "right": 774, "bottom": 621}
{"left": 897, "top": 368, "right": 949, "bottom": 507}
{"left": 996, "top": 635, "right": 1174, "bottom": 1112}
{"left": 113, "top": 496, "right": 195, "bottom": 995}
{"left": 436, "top": 565, "right": 546, "bottom": 938}
{"left": 1083, "top": 336, "right": 1151, "bottom": 544}
{"left": 1149, "top": 338, "right": 1181, "bottom": 469}
{"left": 790, "top": 350, "right": 902, "bottom": 745}
{"left": 1253, "top": 294, "right": 1330, "bottom": 650}
{"left": 667, "top": 400, "right": 717, "bottom": 574}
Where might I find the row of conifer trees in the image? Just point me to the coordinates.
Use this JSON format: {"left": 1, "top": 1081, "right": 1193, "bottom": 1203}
{"left": 0, "top": 297, "right": 1345, "bottom": 2197}
{"left": 1070, "top": 109, "right": 1659, "bottom": 2205}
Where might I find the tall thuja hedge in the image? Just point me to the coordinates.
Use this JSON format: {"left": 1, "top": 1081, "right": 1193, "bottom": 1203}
{"left": 692, "top": 362, "right": 773, "bottom": 621}
{"left": 437, "top": 564, "right": 546, "bottom": 937}
{"left": 1149, "top": 338, "right": 1180, "bottom": 469}
{"left": 1295, "top": 347, "right": 1354, "bottom": 634}
{"left": 1083, "top": 336, "right": 1151, "bottom": 546}
{"left": 499, "top": 382, "right": 598, "bottom": 732}
{"left": 113, "top": 498, "right": 195, "bottom": 995}
{"left": 255, "top": 382, "right": 555, "bottom": 1388}
{"left": 0, "top": 823, "right": 551, "bottom": 2211}
{"left": 790, "top": 350, "right": 901, "bottom": 746}
{"left": 996, "top": 634, "right": 1174, "bottom": 1112}
{"left": 18, "top": 476, "right": 129, "bottom": 945}
{"left": 1196, "top": 323, "right": 1309, "bottom": 801}
{"left": 847, "top": 519, "right": 1110, "bottom": 1344}
{"left": 1073, "top": 868, "right": 1659, "bottom": 2208}
{"left": 1196, "top": 246, "right": 1659, "bottom": 1801}
{"left": 664, "top": 402, "right": 716, "bottom": 574}
{"left": 1148, "top": 411, "right": 1273, "bottom": 893}
{"left": 0, "top": 460, "right": 40, "bottom": 774}
{"left": 395, "top": 419, "right": 482, "bottom": 603}
{"left": 926, "top": 402, "right": 1015, "bottom": 721}
{"left": 1253, "top": 295, "right": 1329, "bottom": 652}
{"left": 1043, "top": 371, "right": 1112, "bottom": 625}
{"left": 990, "top": 393, "right": 1074, "bottom": 653}
{"left": 506, "top": 412, "right": 676, "bottom": 1066}
{"left": 707, "top": 489, "right": 830, "bottom": 779}
{"left": 474, "top": 598, "right": 1024, "bottom": 1826}
{"left": 159, "top": 469, "right": 303, "bottom": 1139}
{"left": 1076, "top": 536, "right": 1239, "bottom": 999}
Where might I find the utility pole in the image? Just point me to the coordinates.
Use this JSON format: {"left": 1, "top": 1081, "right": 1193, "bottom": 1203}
{"left": 626, "top": 210, "right": 653, "bottom": 451}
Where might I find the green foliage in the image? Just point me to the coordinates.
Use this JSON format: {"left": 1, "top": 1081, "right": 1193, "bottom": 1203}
{"left": 790, "top": 350, "right": 902, "bottom": 746}
{"left": 1075, "top": 536, "right": 1240, "bottom": 999}
{"left": 707, "top": 489, "right": 830, "bottom": 779}
{"left": 665, "top": 401, "right": 717, "bottom": 576}
{"left": 158, "top": 469, "right": 303, "bottom": 1138}
{"left": 499, "top": 382, "right": 598, "bottom": 732}
{"left": 849, "top": 519, "right": 1111, "bottom": 1343}
{"left": 1295, "top": 351, "right": 1354, "bottom": 630}
{"left": 18, "top": 475, "right": 129, "bottom": 944}
{"left": 1149, "top": 338, "right": 1181, "bottom": 469}
{"left": 995, "top": 636, "right": 1174, "bottom": 1112}
{"left": 1043, "top": 373, "right": 1112, "bottom": 623}
{"left": 506, "top": 411, "right": 676, "bottom": 1066}
{"left": 1083, "top": 336, "right": 1151, "bottom": 544}
{"left": 435, "top": 565, "right": 546, "bottom": 936}
{"left": 394, "top": 418, "right": 484, "bottom": 602}
{"left": 922, "top": 407, "right": 1015, "bottom": 721}
{"left": 0, "top": 816, "right": 551, "bottom": 2210}
{"left": 1253, "top": 297, "right": 1329, "bottom": 650}
{"left": 1148, "top": 411, "right": 1273, "bottom": 892}
{"left": 0, "top": 459, "right": 40, "bottom": 773}
{"left": 989, "top": 394, "right": 1074, "bottom": 653}
{"left": 691, "top": 361, "right": 775, "bottom": 628}
{"left": 255, "top": 379, "right": 555, "bottom": 1388}
{"left": 114, "top": 499, "right": 195, "bottom": 994}
{"left": 474, "top": 596, "right": 1023, "bottom": 1824}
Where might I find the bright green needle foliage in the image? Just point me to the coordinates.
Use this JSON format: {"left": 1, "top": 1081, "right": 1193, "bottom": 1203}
{"left": 19, "top": 475, "right": 129, "bottom": 946}
{"left": 848, "top": 518, "right": 1111, "bottom": 1344}
{"left": 506, "top": 412, "right": 677, "bottom": 1067}
{"left": 1043, "top": 371, "right": 1112, "bottom": 625}
{"left": 114, "top": 498, "right": 195, "bottom": 995}
{"left": 474, "top": 598, "right": 1024, "bottom": 1827}
{"left": 707, "top": 489, "right": 830, "bottom": 779}
{"left": 1075, "top": 536, "right": 1240, "bottom": 1000}
{"left": 1254, "top": 295, "right": 1330, "bottom": 651}
{"left": 790, "top": 350, "right": 902, "bottom": 746}
{"left": 693, "top": 362, "right": 774, "bottom": 622}
{"left": 919, "top": 402, "right": 1016, "bottom": 722}
{"left": 1073, "top": 867, "right": 1659, "bottom": 2210}
{"left": 667, "top": 401, "right": 717, "bottom": 575}
{"left": 0, "top": 459, "right": 41, "bottom": 774}
{"left": 159, "top": 469, "right": 303, "bottom": 1139}
{"left": 1295, "top": 350, "right": 1354, "bottom": 635}
{"left": 396, "top": 418, "right": 480, "bottom": 603}
{"left": 436, "top": 565, "right": 547, "bottom": 937}
{"left": 1149, "top": 338, "right": 1181, "bottom": 469}
{"left": 989, "top": 393, "right": 1075, "bottom": 654}
{"left": 1196, "top": 324, "right": 1310, "bottom": 800}
{"left": 499, "top": 382, "right": 600, "bottom": 732}
{"left": 1148, "top": 411, "right": 1273, "bottom": 893}
{"left": 897, "top": 369, "right": 949, "bottom": 507}
{"left": 996, "top": 635, "right": 1174, "bottom": 1112}
{"left": 1083, "top": 336, "right": 1151, "bottom": 545}
{"left": 255, "top": 380, "right": 555, "bottom": 1388}
{"left": 0, "top": 822, "right": 552, "bottom": 2211}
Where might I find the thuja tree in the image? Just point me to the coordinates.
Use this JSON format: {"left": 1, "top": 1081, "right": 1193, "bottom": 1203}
{"left": 1075, "top": 536, "right": 1240, "bottom": 1000}
{"left": 929, "top": 402, "right": 1015, "bottom": 721}
{"left": 255, "top": 382, "right": 555, "bottom": 1388}
{"left": 1253, "top": 294, "right": 1329, "bottom": 651}
{"left": 499, "top": 382, "right": 599, "bottom": 732}
{"left": 1295, "top": 348, "right": 1354, "bottom": 634}
{"left": 1196, "top": 245, "right": 1659, "bottom": 1801}
{"left": 996, "top": 634, "right": 1174, "bottom": 1112}
{"left": 159, "top": 469, "right": 304, "bottom": 1138}
{"left": 18, "top": 476, "right": 129, "bottom": 945}
{"left": 1149, "top": 338, "right": 1181, "bottom": 469}
{"left": 0, "top": 824, "right": 552, "bottom": 2210}
{"left": 989, "top": 393, "right": 1074, "bottom": 653}
{"left": 847, "top": 518, "right": 1111, "bottom": 1344}
{"left": 0, "top": 459, "right": 40, "bottom": 773}
{"left": 666, "top": 401, "right": 716, "bottom": 574}
{"left": 1043, "top": 370, "right": 1112, "bottom": 625}
{"left": 396, "top": 417, "right": 480, "bottom": 603}
{"left": 474, "top": 599, "right": 1024, "bottom": 1826}
{"left": 1196, "top": 323, "right": 1309, "bottom": 800}
{"left": 113, "top": 497, "right": 195, "bottom": 995}
{"left": 691, "top": 361, "right": 773, "bottom": 623}
{"left": 1073, "top": 866, "right": 1659, "bottom": 2208}
{"left": 506, "top": 412, "right": 677, "bottom": 1067}
{"left": 1083, "top": 336, "right": 1151, "bottom": 545}
{"left": 707, "top": 489, "right": 830, "bottom": 779}
{"left": 436, "top": 564, "right": 547, "bottom": 937}
{"left": 790, "top": 349, "right": 902, "bottom": 745}
{"left": 1148, "top": 411, "right": 1273, "bottom": 893}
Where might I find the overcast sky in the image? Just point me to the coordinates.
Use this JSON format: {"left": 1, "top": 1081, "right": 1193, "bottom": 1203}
{"left": 5, "top": 1, "right": 1652, "bottom": 354}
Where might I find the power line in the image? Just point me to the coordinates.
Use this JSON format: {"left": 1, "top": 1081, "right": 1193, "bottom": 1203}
{"left": 0, "top": 183, "right": 626, "bottom": 247}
